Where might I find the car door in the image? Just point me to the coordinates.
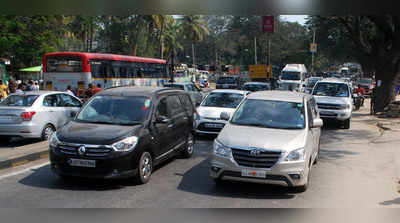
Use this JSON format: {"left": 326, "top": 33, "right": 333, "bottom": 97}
{"left": 166, "top": 94, "right": 187, "bottom": 147}
{"left": 151, "top": 96, "right": 176, "bottom": 158}
{"left": 178, "top": 93, "right": 195, "bottom": 130}
{"left": 307, "top": 99, "right": 320, "bottom": 160}
{"left": 59, "top": 93, "right": 82, "bottom": 122}
{"left": 42, "top": 94, "right": 62, "bottom": 129}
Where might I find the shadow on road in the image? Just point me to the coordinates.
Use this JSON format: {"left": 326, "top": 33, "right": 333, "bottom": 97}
{"left": 176, "top": 158, "right": 296, "bottom": 199}
{"left": 0, "top": 138, "right": 42, "bottom": 149}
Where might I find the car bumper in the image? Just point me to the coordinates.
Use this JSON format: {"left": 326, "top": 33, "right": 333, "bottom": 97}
{"left": 0, "top": 123, "right": 42, "bottom": 138}
{"left": 50, "top": 149, "right": 137, "bottom": 179}
{"left": 318, "top": 108, "right": 352, "bottom": 121}
{"left": 195, "top": 119, "right": 226, "bottom": 134}
{"left": 210, "top": 154, "right": 308, "bottom": 187}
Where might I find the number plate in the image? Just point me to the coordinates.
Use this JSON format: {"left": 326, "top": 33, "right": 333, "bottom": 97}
{"left": 205, "top": 123, "right": 224, "bottom": 128}
{"left": 68, "top": 158, "right": 96, "bottom": 168}
{"left": 223, "top": 84, "right": 229, "bottom": 88}
{"left": 241, "top": 169, "right": 266, "bottom": 178}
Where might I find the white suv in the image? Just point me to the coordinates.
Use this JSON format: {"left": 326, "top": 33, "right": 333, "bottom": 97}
{"left": 311, "top": 78, "right": 353, "bottom": 129}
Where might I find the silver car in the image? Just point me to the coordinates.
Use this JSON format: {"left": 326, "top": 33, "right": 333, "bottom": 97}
{"left": 210, "top": 91, "right": 323, "bottom": 192}
{"left": 0, "top": 91, "right": 82, "bottom": 141}
{"left": 195, "top": 89, "right": 249, "bottom": 135}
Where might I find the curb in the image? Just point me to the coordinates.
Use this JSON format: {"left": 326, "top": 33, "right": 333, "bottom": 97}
{"left": 0, "top": 149, "right": 49, "bottom": 171}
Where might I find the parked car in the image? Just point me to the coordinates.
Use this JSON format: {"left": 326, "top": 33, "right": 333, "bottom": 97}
{"left": 303, "top": 77, "right": 322, "bottom": 94}
{"left": 312, "top": 78, "right": 353, "bottom": 129}
{"left": 210, "top": 91, "right": 322, "bottom": 192}
{"left": 216, "top": 76, "right": 240, "bottom": 89}
{"left": 0, "top": 91, "right": 82, "bottom": 142}
{"left": 163, "top": 82, "right": 204, "bottom": 106}
{"left": 195, "top": 90, "right": 249, "bottom": 135}
{"left": 50, "top": 87, "right": 196, "bottom": 184}
{"left": 241, "top": 82, "right": 271, "bottom": 92}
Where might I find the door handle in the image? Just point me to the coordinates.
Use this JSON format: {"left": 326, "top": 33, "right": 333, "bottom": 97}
{"left": 168, "top": 124, "right": 175, "bottom": 128}
{"left": 49, "top": 110, "right": 55, "bottom": 113}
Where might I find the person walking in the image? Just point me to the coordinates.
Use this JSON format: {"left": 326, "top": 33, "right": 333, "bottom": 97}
{"left": 16, "top": 84, "right": 25, "bottom": 94}
{"left": 33, "top": 81, "right": 40, "bottom": 91}
{"left": 0, "top": 80, "right": 8, "bottom": 101}
{"left": 8, "top": 79, "right": 17, "bottom": 94}
{"left": 25, "top": 80, "right": 34, "bottom": 91}
{"left": 65, "top": 85, "right": 75, "bottom": 96}
{"left": 93, "top": 83, "right": 102, "bottom": 95}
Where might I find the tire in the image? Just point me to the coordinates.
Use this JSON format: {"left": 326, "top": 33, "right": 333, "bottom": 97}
{"left": 134, "top": 151, "right": 153, "bottom": 185}
{"left": 0, "top": 136, "right": 11, "bottom": 143}
{"left": 343, "top": 119, "right": 350, "bottom": 129}
{"left": 291, "top": 169, "right": 310, "bottom": 193}
{"left": 213, "top": 178, "right": 226, "bottom": 186}
{"left": 181, "top": 133, "right": 195, "bottom": 158}
{"left": 41, "top": 124, "right": 55, "bottom": 141}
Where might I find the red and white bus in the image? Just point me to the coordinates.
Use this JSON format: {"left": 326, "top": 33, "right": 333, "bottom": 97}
{"left": 43, "top": 52, "right": 168, "bottom": 97}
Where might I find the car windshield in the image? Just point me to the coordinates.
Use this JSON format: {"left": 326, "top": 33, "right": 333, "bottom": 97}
{"left": 231, "top": 99, "right": 305, "bottom": 129}
{"left": 76, "top": 96, "right": 151, "bottom": 125}
{"left": 0, "top": 95, "right": 39, "bottom": 107}
{"left": 306, "top": 78, "right": 320, "bottom": 88}
{"left": 281, "top": 71, "right": 301, "bottom": 80}
{"left": 217, "top": 77, "right": 236, "bottom": 84}
{"left": 313, "top": 83, "right": 349, "bottom": 97}
{"left": 163, "top": 84, "right": 184, "bottom": 90}
{"left": 242, "top": 84, "right": 270, "bottom": 92}
{"left": 201, "top": 92, "right": 244, "bottom": 108}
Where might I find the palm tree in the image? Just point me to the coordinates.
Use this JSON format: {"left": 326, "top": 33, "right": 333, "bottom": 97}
{"left": 163, "top": 21, "right": 184, "bottom": 57}
{"left": 150, "top": 15, "right": 174, "bottom": 59}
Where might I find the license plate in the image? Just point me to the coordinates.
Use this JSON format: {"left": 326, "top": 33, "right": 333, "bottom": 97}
{"left": 320, "top": 111, "right": 335, "bottom": 115}
{"left": 241, "top": 169, "right": 266, "bottom": 178}
{"left": 205, "top": 123, "right": 224, "bottom": 128}
{"left": 68, "top": 158, "right": 96, "bottom": 168}
{"left": 223, "top": 84, "right": 229, "bottom": 88}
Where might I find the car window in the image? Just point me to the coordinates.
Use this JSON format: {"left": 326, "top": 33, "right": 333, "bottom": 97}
{"left": 313, "top": 82, "right": 349, "bottom": 97}
{"left": 43, "top": 94, "right": 59, "bottom": 107}
{"left": 178, "top": 94, "right": 194, "bottom": 115}
{"left": 167, "top": 95, "right": 184, "bottom": 115}
{"left": 156, "top": 97, "right": 169, "bottom": 118}
{"left": 59, "top": 94, "right": 82, "bottom": 107}
{"left": 0, "top": 95, "right": 39, "bottom": 107}
{"left": 201, "top": 92, "right": 244, "bottom": 108}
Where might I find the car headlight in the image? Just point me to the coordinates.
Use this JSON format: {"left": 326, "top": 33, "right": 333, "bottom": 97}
{"left": 213, "top": 140, "right": 232, "bottom": 158}
{"left": 49, "top": 133, "right": 60, "bottom": 148}
{"left": 112, "top": 136, "right": 138, "bottom": 152}
{"left": 285, "top": 148, "right": 305, "bottom": 162}
{"left": 340, "top": 104, "right": 351, "bottom": 109}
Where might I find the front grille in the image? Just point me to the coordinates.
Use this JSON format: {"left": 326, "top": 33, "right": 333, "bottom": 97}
{"left": 231, "top": 148, "right": 282, "bottom": 168}
{"left": 58, "top": 143, "right": 113, "bottom": 157}
{"left": 197, "top": 122, "right": 225, "bottom": 132}
{"left": 317, "top": 103, "right": 343, "bottom": 110}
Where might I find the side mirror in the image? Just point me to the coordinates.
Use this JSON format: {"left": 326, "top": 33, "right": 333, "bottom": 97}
{"left": 155, "top": 115, "right": 170, "bottom": 123}
{"left": 312, "top": 118, "right": 323, "bottom": 128}
{"left": 220, "top": 112, "right": 230, "bottom": 121}
{"left": 70, "top": 111, "right": 77, "bottom": 118}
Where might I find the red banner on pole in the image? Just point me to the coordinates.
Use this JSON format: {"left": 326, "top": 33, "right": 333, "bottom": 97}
{"left": 262, "top": 16, "right": 274, "bottom": 33}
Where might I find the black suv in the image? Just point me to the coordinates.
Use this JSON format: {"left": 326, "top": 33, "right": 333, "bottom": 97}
{"left": 216, "top": 76, "right": 240, "bottom": 89}
{"left": 50, "top": 87, "right": 195, "bottom": 184}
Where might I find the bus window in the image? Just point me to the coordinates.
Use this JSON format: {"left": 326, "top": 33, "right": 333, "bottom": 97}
{"left": 46, "top": 56, "right": 83, "bottom": 72}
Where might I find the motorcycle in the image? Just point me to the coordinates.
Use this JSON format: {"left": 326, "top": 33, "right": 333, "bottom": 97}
{"left": 353, "top": 93, "right": 362, "bottom": 110}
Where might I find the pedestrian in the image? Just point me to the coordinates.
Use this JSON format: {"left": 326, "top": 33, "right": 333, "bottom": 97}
{"left": 8, "top": 79, "right": 17, "bottom": 94}
{"left": 93, "top": 83, "right": 102, "bottom": 95}
{"left": 65, "top": 85, "right": 75, "bottom": 96}
{"left": 0, "top": 80, "right": 8, "bottom": 100}
{"left": 33, "top": 81, "right": 40, "bottom": 91}
{"left": 85, "top": 83, "right": 95, "bottom": 99}
{"left": 25, "top": 80, "right": 34, "bottom": 91}
{"left": 16, "top": 83, "right": 25, "bottom": 94}
{"left": 371, "top": 87, "right": 376, "bottom": 115}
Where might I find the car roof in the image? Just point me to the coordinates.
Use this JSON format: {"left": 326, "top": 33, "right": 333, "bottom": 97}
{"left": 243, "top": 82, "right": 270, "bottom": 85}
{"left": 317, "top": 78, "right": 348, "bottom": 84}
{"left": 246, "top": 90, "right": 310, "bottom": 103}
{"left": 209, "top": 89, "right": 249, "bottom": 94}
{"left": 8, "top": 91, "right": 66, "bottom": 96}
{"left": 98, "top": 86, "right": 182, "bottom": 97}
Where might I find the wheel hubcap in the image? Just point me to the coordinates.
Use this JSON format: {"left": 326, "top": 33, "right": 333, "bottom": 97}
{"left": 141, "top": 154, "right": 152, "bottom": 179}
{"left": 187, "top": 134, "right": 194, "bottom": 154}
{"left": 44, "top": 127, "right": 54, "bottom": 140}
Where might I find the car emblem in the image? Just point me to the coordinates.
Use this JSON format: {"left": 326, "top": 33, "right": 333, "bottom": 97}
{"left": 78, "top": 145, "right": 86, "bottom": 156}
{"left": 250, "top": 148, "right": 263, "bottom": 156}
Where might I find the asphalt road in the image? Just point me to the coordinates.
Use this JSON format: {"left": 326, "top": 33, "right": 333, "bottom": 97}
{"left": 0, "top": 109, "right": 399, "bottom": 207}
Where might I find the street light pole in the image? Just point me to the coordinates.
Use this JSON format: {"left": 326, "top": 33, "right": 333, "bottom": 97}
{"left": 311, "top": 29, "right": 316, "bottom": 75}
{"left": 254, "top": 37, "right": 257, "bottom": 64}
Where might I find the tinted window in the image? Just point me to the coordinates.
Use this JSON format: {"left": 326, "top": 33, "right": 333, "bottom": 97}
{"left": 201, "top": 92, "right": 244, "bottom": 108}
{"left": 242, "top": 84, "right": 270, "bottom": 91}
{"left": 0, "top": 95, "right": 39, "bottom": 107}
{"left": 231, "top": 99, "right": 305, "bottom": 129}
{"left": 156, "top": 97, "right": 169, "bottom": 117}
{"left": 59, "top": 94, "right": 81, "bottom": 107}
{"left": 167, "top": 95, "right": 184, "bottom": 115}
{"left": 77, "top": 96, "right": 151, "bottom": 125}
{"left": 281, "top": 71, "right": 301, "bottom": 80}
{"left": 163, "top": 84, "right": 184, "bottom": 90}
{"left": 178, "top": 94, "right": 194, "bottom": 115}
{"left": 313, "top": 83, "right": 349, "bottom": 97}
{"left": 217, "top": 77, "right": 236, "bottom": 84}
{"left": 43, "top": 95, "right": 59, "bottom": 107}
{"left": 46, "top": 56, "right": 82, "bottom": 72}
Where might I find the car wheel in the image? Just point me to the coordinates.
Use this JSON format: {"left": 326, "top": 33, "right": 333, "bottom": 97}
{"left": 134, "top": 151, "right": 153, "bottom": 184}
{"left": 343, "top": 119, "right": 351, "bottom": 129}
{"left": 0, "top": 136, "right": 11, "bottom": 143}
{"left": 181, "top": 133, "right": 195, "bottom": 158}
{"left": 213, "top": 178, "right": 226, "bottom": 186}
{"left": 41, "top": 124, "right": 55, "bottom": 141}
{"left": 291, "top": 170, "right": 310, "bottom": 193}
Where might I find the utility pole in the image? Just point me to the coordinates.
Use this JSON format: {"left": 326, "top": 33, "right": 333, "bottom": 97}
{"left": 192, "top": 43, "right": 195, "bottom": 68}
{"left": 254, "top": 37, "right": 257, "bottom": 64}
{"left": 311, "top": 29, "right": 316, "bottom": 75}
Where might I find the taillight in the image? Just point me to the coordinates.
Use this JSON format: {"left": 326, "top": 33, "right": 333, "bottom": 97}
{"left": 21, "top": 112, "right": 36, "bottom": 121}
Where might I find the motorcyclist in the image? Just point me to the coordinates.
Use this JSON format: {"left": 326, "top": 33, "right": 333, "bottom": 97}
{"left": 354, "top": 84, "right": 366, "bottom": 106}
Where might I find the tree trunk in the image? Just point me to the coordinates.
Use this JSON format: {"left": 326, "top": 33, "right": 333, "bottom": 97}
{"left": 159, "top": 24, "right": 164, "bottom": 59}
{"left": 374, "top": 61, "right": 399, "bottom": 112}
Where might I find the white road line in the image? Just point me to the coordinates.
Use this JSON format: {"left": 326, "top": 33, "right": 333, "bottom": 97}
{"left": 0, "top": 161, "right": 50, "bottom": 181}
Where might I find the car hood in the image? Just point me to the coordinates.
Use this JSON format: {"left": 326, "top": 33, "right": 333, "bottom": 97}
{"left": 218, "top": 123, "right": 307, "bottom": 151}
{"left": 57, "top": 121, "right": 142, "bottom": 145}
{"left": 197, "top": 106, "right": 236, "bottom": 119}
{"left": 313, "top": 96, "right": 350, "bottom": 105}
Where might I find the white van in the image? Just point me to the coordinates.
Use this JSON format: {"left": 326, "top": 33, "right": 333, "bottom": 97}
{"left": 278, "top": 64, "right": 307, "bottom": 92}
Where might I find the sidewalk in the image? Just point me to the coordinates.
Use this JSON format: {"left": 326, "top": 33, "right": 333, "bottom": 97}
{"left": 0, "top": 140, "right": 49, "bottom": 170}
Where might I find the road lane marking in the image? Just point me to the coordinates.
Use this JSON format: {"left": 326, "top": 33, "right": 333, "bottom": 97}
{"left": 0, "top": 161, "right": 50, "bottom": 181}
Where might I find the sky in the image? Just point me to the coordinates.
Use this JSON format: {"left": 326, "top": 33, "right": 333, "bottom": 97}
{"left": 279, "top": 15, "right": 308, "bottom": 25}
